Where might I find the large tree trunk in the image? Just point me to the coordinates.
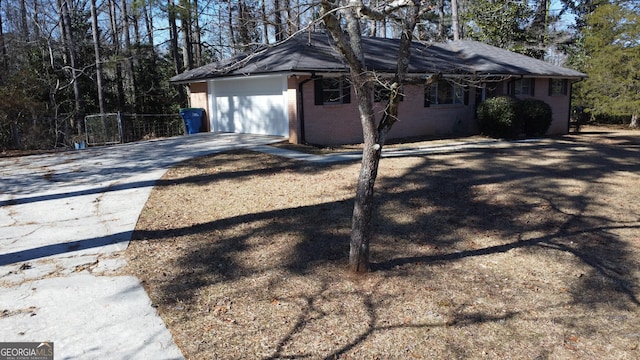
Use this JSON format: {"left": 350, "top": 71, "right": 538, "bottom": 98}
{"left": 350, "top": 103, "right": 381, "bottom": 273}
{"left": 630, "top": 112, "right": 639, "bottom": 129}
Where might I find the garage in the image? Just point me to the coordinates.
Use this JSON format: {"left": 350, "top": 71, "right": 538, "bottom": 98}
{"left": 208, "top": 75, "right": 289, "bottom": 137}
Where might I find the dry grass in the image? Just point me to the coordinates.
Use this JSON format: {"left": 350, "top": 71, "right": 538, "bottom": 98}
{"left": 124, "top": 128, "right": 640, "bottom": 359}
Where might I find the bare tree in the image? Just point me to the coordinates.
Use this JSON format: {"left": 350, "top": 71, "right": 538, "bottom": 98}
{"left": 108, "top": 0, "right": 126, "bottom": 109}
{"left": 90, "top": 0, "right": 105, "bottom": 114}
{"left": 319, "top": 0, "right": 434, "bottom": 272}
{"left": 58, "top": 0, "right": 84, "bottom": 133}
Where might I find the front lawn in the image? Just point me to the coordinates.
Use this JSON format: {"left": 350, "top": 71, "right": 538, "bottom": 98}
{"left": 125, "top": 128, "right": 640, "bottom": 359}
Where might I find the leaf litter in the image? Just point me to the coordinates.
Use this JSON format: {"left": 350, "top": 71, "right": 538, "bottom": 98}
{"left": 123, "top": 128, "right": 640, "bottom": 359}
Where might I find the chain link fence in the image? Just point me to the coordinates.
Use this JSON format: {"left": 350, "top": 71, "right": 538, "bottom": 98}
{"left": 0, "top": 115, "right": 70, "bottom": 152}
{"left": 85, "top": 112, "right": 185, "bottom": 146}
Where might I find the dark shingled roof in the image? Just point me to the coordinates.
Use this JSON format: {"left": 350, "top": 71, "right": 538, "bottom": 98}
{"left": 170, "top": 32, "right": 585, "bottom": 83}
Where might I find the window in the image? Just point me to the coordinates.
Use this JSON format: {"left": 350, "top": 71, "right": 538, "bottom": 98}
{"left": 549, "top": 79, "right": 568, "bottom": 96}
{"left": 509, "top": 78, "right": 535, "bottom": 96}
{"left": 374, "top": 84, "right": 404, "bottom": 103}
{"left": 314, "top": 77, "right": 351, "bottom": 105}
{"left": 425, "top": 80, "right": 465, "bottom": 106}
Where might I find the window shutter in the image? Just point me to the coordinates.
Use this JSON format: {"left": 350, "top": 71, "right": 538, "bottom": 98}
{"left": 508, "top": 80, "right": 515, "bottom": 96}
{"left": 548, "top": 78, "right": 553, "bottom": 96}
{"left": 424, "top": 85, "right": 431, "bottom": 107}
{"left": 314, "top": 77, "right": 324, "bottom": 105}
{"left": 342, "top": 78, "right": 351, "bottom": 104}
{"left": 464, "top": 87, "right": 469, "bottom": 105}
{"left": 530, "top": 78, "right": 535, "bottom": 96}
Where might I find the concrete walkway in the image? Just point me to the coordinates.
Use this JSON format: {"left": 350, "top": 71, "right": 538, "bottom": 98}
{"left": 0, "top": 133, "right": 283, "bottom": 359}
{"left": 0, "top": 132, "right": 542, "bottom": 359}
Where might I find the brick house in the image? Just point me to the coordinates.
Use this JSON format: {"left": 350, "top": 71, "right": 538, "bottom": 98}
{"left": 170, "top": 32, "right": 585, "bottom": 145}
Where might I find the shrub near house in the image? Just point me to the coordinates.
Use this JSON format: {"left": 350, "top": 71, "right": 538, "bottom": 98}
{"left": 520, "top": 98, "right": 553, "bottom": 137}
{"left": 477, "top": 96, "right": 553, "bottom": 139}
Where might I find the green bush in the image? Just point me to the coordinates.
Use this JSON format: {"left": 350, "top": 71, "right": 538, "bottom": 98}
{"left": 520, "top": 98, "right": 552, "bottom": 137}
{"left": 476, "top": 96, "right": 521, "bottom": 139}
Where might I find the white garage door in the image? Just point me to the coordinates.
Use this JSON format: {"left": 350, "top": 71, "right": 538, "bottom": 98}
{"left": 209, "top": 75, "right": 289, "bottom": 137}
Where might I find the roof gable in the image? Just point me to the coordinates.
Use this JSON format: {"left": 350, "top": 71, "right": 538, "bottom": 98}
{"left": 170, "top": 32, "right": 585, "bottom": 83}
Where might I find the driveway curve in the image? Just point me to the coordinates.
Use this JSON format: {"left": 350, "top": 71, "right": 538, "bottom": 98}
{"left": 0, "top": 133, "right": 283, "bottom": 359}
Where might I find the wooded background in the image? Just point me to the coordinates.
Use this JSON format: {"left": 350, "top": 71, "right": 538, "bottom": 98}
{"left": 0, "top": 0, "right": 637, "bottom": 150}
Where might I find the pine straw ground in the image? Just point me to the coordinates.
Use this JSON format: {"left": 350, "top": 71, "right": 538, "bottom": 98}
{"left": 124, "top": 128, "right": 640, "bottom": 359}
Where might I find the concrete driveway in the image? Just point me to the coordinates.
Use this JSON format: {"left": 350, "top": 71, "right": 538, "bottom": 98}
{"left": 0, "top": 133, "right": 283, "bottom": 359}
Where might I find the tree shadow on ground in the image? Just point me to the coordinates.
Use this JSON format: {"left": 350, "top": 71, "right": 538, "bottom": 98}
{"left": 129, "top": 133, "right": 640, "bottom": 359}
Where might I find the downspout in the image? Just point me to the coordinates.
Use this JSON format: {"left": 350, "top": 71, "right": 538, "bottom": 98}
{"left": 568, "top": 77, "right": 585, "bottom": 133}
{"left": 297, "top": 74, "right": 319, "bottom": 144}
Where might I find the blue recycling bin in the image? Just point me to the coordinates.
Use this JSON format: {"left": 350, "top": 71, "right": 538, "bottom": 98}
{"left": 179, "top": 108, "right": 205, "bottom": 134}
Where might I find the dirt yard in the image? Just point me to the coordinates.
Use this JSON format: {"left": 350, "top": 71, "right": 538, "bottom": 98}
{"left": 124, "top": 127, "right": 640, "bottom": 359}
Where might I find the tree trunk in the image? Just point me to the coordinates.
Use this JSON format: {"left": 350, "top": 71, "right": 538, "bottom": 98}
{"left": 285, "top": 0, "right": 294, "bottom": 36}
{"left": 193, "top": 0, "right": 202, "bottom": 66}
{"left": 33, "top": 0, "right": 40, "bottom": 41}
{"left": 143, "top": 0, "right": 155, "bottom": 47}
{"left": 321, "top": 0, "right": 422, "bottom": 272}
{"left": 261, "top": 0, "right": 269, "bottom": 44}
{"left": 227, "top": 1, "right": 237, "bottom": 52}
{"left": 108, "top": 0, "right": 126, "bottom": 110}
{"left": 0, "top": 0, "right": 6, "bottom": 72}
{"left": 180, "top": 0, "right": 194, "bottom": 70}
{"left": 90, "top": 0, "right": 105, "bottom": 114}
{"left": 630, "top": 112, "right": 639, "bottom": 129}
{"left": 168, "top": 0, "right": 187, "bottom": 106}
{"left": 20, "top": 0, "right": 29, "bottom": 41}
{"left": 60, "top": 0, "right": 84, "bottom": 134}
{"left": 122, "top": 0, "right": 138, "bottom": 110}
{"left": 350, "top": 107, "right": 381, "bottom": 273}
{"left": 451, "top": 0, "right": 460, "bottom": 40}
{"left": 274, "top": 0, "right": 284, "bottom": 41}
{"left": 436, "top": 0, "right": 444, "bottom": 41}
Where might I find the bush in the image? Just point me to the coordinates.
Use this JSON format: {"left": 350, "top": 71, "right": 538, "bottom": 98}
{"left": 520, "top": 98, "right": 552, "bottom": 137}
{"left": 476, "top": 96, "right": 521, "bottom": 139}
